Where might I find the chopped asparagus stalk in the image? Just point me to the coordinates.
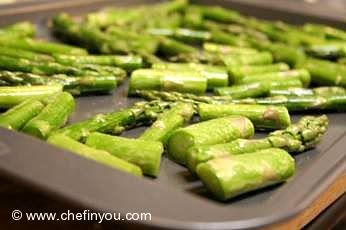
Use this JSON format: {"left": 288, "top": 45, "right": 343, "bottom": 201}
{"left": 196, "top": 148, "right": 295, "bottom": 200}
{"left": 86, "top": 132, "right": 163, "bottom": 177}
{"left": 22, "top": 92, "right": 75, "bottom": 139}
{"left": 167, "top": 115, "right": 254, "bottom": 164}
{"left": 48, "top": 134, "right": 142, "bottom": 177}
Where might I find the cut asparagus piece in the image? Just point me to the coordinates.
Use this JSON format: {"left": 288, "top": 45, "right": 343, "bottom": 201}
{"left": 269, "top": 87, "right": 346, "bottom": 97}
{"left": 187, "top": 115, "right": 328, "bottom": 173}
{"left": 251, "top": 41, "right": 306, "bottom": 67}
{"left": 0, "top": 99, "right": 44, "bottom": 130}
{"left": 0, "top": 21, "right": 35, "bottom": 38}
{"left": 233, "top": 95, "right": 346, "bottom": 111}
{"left": 129, "top": 69, "right": 207, "bottom": 95}
{"left": 53, "top": 54, "right": 143, "bottom": 71}
{"left": 222, "top": 51, "right": 273, "bottom": 66}
{"left": 167, "top": 115, "right": 254, "bottom": 164}
{"left": 86, "top": 132, "right": 163, "bottom": 177}
{"left": 0, "top": 55, "right": 127, "bottom": 80}
{"left": 196, "top": 148, "right": 295, "bottom": 200}
{"left": 0, "top": 85, "right": 63, "bottom": 108}
{"left": 0, "top": 46, "right": 53, "bottom": 62}
{"left": 203, "top": 42, "right": 258, "bottom": 55}
{"left": 228, "top": 63, "right": 290, "bottom": 84}
{"left": 158, "top": 36, "right": 197, "bottom": 56}
{"left": 303, "top": 23, "right": 346, "bottom": 41}
{"left": 198, "top": 103, "right": 290, "bottom": 130}
{"left": 55, "top": 100, "right": 171, "bottom": 141}
{"left": 48, "top": 134, "right": 142, "bottom": 176}
{"left": 137, "top": 90, "right": 346, "bottom": 111}
{"left": 239, "top": 69, "right": 311, "bottom": 87}
{"left": 0, "top": 71, "right": 117, "bottom": 95}
{"left": 22, "top": 92, "right": 75, "bottom": 139}
{"left": 151, "top": 62, "right": 228, "bottom": 89}
{"left": 148, "top": 27, "right": 211, "bottom": 44}
{"left": 300, "top": 58, "right": 346, "bottom": 87}
{"left": 139, "top": 103, "right": 194, "bottom": 143}
{"left": 214, "top": 79, "right": 303, "bottom": 98}
{"left": 0, "top": 37, "right": 87, "bottom": 55}
{"left": 306, "top": 43, "right": 346, "bottom": 59}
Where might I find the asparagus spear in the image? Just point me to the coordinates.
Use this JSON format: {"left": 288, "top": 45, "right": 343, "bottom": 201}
{"left": 269, "top": 87, "right": 346, "bottom": 97}
{"left": 129, "top": 69, "right": 207, "bottom": 95}
{"left": 0, "top": 71, "right": 117, "bottom": 95}
{"left": 300, "top": 58, "right": 346, "bottom": 87}
{"left": 250, "top": 40, "right": 306, "bottom": 67}
{"left": 214, "top": 79, "right": 303, "bottom": 98}
{"left": 198, "top": 5, "right": 246, "bottom": 25}
{"left": 158, "top": 36, "right": 197, "bottom": 56}
{"left": 238, "top": 69, "right": 311, "bottom": 87}
{"left": 0, "top": 55, "right": 126, "bottom": 79}
{"left": 53, "top": 13, "right": 159, "bottom": 62}
{"left": 0, "top": 99, "right": 44, "bottom": 130}
{"left": 305, "top": 43, "right": 346, "bottom": 59}
{"left": 0, "top": 37, "right": 87, "bottom": 55}
{"left": 303, "top": 23, "right": 346, "bottom": 41}
{"left": 136, "top": 90, "right": 346, "bottom": 111}
{"left": 139, "top": 103, "right": 194, "bottom": 144}
{"left": 86, "top": 132, "right": 164, "bottom": 177}
{"left": 22, "top": 92, "right": 75, "bottom": 139}
{"left": 203, "top": 42, "right": 258, "bottom": 55}
{"left": 0, "top": 46, "right": 53, "bottom": 62}
{"left": 55, "top": 100, "right": 171, "bottom": 141}
{"left": 53, "top": 54, "right": 143, "bottom": 71}
{"left": 234, "top": 95, "right": 346, "bottom": 111}
{"left": 0, "top": 21, "right": 35, "bottom": 38}
{"left": 147, "top": 27, "right": 211, "bottom": 44}
{"left": 187, "top": 115, "right": 328, "bottom": 173}
{"left": 48, "top": 134, "right": 142, "bottom": 177}
{"left": 196, "top": 148, "right": 295, "bottom": 200}
{"left": 228, "top": 63, "right": 290, "bottom": 84}
{"left": 198, "top": 103, "right": 290, "bottom": 130}
{"left": 151, "top": 62, "right": 229, "bottom": 89}
{"left": 222, "top": 51, "right": 273, "bottom": 66}
{"left": 0, "top": 85, "right": 63, "bottom": 108}
{"left": 167, "top": 115, "right": 254, "bottom": 164}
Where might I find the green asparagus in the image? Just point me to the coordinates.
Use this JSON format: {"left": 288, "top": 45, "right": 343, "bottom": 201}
{"left": 187, "top": 115, "right": 328, "bottom": 173}
{"left": 238, "top": 69, "right": 311, "bottom": 87}
{"left": 228, "top": 63, "right": 290, "bottom": 84}
{"left": 300, "top": 58, "right": 346, "bottom": 87}
{"left": 53, "top": 54, "right": 143, "bottom": 71}
{"left": 0, "top": 99, "right": 44, "bottom": 130}
{"left": 269, "top": 87, "right": 346, "bottom": 97}
{"left": 0, "top": 37, "right": 87, "bottom": 55}
{"left": 151, "top": 62, "right": 229, "bottom": 89}
{"left": 0, "top": 21, "right": 35, "bottom": 38}
{"left": 167, "top": 115, "right": 254, "bottom": 164}
{"left": 214, "top": 79, "right": 303, "bottom": 98}
{"left": 196, "top": 148, "right": 295, "bottom": 200}
{"left": 86, "top": 132, "right": 163, "bottom": 177}
{"left": 139, "top": 103, "right": 194, "bottom": 143}
{"left": 0, "top": 71, "right": 117, "bottom": 95}
{"left": 129, "top": 69, "right": 207, "bottom": 95}
{"left": 48, "top": 134, "right": 143, "bottom": 176}
{"left": 22, "top": 92, "right": 75, "bottom": 139}
{"left": 198, "top": 103, "right": 290, "bottom": 130}
{"left": 0, "top": 85, "right": 63, "bottom": 108}
{"left": 55, "top": 100, "right": 171, "bottom": 141}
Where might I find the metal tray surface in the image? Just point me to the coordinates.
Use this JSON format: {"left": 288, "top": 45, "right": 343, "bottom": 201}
{"left": 0, "top": 1, "right": 345, "bottom": 229}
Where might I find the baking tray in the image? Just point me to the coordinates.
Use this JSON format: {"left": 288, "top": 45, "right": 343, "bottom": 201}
{"left": 0, "top": 1, "right": 345, "bottom": 229}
